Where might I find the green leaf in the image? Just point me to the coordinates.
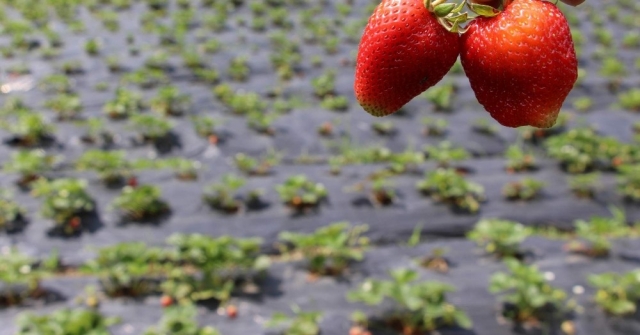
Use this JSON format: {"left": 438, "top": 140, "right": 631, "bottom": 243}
{"left": 454, "top": 311, "right": 473, "bottom": 329}
{"left": 609, "top": 300, "right": 636, "bottom": 315}
{"left": 434, "top": 3, "right": 456, "bottom": 17}
{"left": 407, "top": 223, "right": 422, "bottom": 247}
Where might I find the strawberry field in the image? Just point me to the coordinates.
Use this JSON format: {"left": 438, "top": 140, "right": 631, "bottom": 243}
{"left": 1, "top": 0, "right": 640, "bottom": 334}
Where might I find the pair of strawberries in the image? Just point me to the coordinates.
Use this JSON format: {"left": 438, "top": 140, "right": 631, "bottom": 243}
{"left": 354, "top": 0, "right": 578, "bottom": 128}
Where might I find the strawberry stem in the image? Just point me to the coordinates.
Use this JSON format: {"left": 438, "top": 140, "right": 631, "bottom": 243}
{"left": 425, "top": 0, "right": 501, "bottom": 33}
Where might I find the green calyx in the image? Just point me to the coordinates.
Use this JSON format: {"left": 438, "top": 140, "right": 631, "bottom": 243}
{"left": 424, "top": 0, "right": 505, "bottom": 33}
{"left": 434, "top": 3, "right": 457, "bottom": 17}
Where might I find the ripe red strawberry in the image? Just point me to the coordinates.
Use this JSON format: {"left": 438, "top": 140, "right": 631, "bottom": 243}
{"left": 127, "top": 176, "right": 138, "bottom": 187}
{"left": 460, "top": 0, "right": 577, "bottom": 128}
{"left": 226, "top": 305, "right": 238, "bottom": 319}
{"left": 69, "top": 217, "right": 81, "bottom": 229}
{"left": 354, "top": 0, "right": 460, "bottom": 117}
{"left": 160, "top": 295, "right": 173, "bottom": 307}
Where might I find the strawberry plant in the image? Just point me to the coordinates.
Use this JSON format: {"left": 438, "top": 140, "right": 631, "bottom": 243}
{"left": 545, "top": 129, "right": 596, "bottom": 173}
{"left": 545, "top": 128, "right": 637, "bottom": 173}
{"left": 369, "top": 177, "right": 397, "bottom": 206}
{"left": 424, "top": 81, "right": 455, "bottom": 111}
{"left": 129, "top": 114, "right": 173, "bottom": 142}
{"left": 387, "top": 148, "right": 425, "bottom": 174}
{"left": 588, "top": 270, "right": 640, "bottom": 316}
{"left": 221, "top": 90, "right": 267, "bottom": 115}
{"left": 266, "top": 307, "right": 323, "bottom": 335}
{"left": 276, "top": 175, "right": 328, "bottom": 213}
{"left": 39, "top": 74, "right": 72, "bottom": 93}
{"left": 6, "top": 63, "right": 30, "bottom": 76}
{"left": 40, "top": 46, "right": 60, "bottom": 59}
{"left": 617, "top": 164, "right": 640, "bottom": 201}
{"left": 202, "top": 174, "right": 246, "bottom": 213}
{"left": 2, "top": 112, "right": 55, "bottom": 146}
{"left": 151, "top": 85, "right": 191, "bottom": 117}
{"left": 234, "top": 151, "right": 281, "bottom": 176}
{"left": 0, "top": 249, "right": 45, "bottom": 306}
{"left": 59, "top": 60, "right": 84, "bottom": 75}
{"left": 4, "top": 149, "right": 57, "bottom": 188}
{"left": 424, "top": 141, "right": 469, "bottom": 168}
{"left": 502, "top": 177, "right": 545, "bottom": 201}
{"left": 103, "top": 88, "right": 145, "bottom": 119}
{"left": 320, "top": 95, "right": 349, "bottom": 111}
{"left": 76, "top": 150, "right": 131, "bottom": 187}
{"left": 82, "top": 242, "right": 172, "bottom": 297}
{"left": 505, "top": 144, "right": 536, "bottom": 173}
{"left": 193, "top": 68, "right": 220, "bottom": 84}
{"left": 471, "top": 117, "right": 498, "bottom": 136}
{"left": 311, "top": 69, "right": 336, "bottom": 98}
{"left": 622, "top": 31, "right": 640, "bottom": 48}
{"left": 161, "top": 234, "right": 270, "bottom": 305}
{"left": 45, "top": 93, "right": 82, "bottom": 121}
{"left": 106, "top": 55, "right": 122, "bottom": 72}
{"left": 0, "top": 190, "right": 26, "bottom": 233}
{"left": 144, "top": 305, "right": 221, "bottom": 335}
{"left": 416, "top": 168, "right": 484, "bottom": 213}
{"left": 348, "top": 269, "right": 472, "bottom": 334}
{"left": 122, "top": 68, "right": 168, "bottom": 88}
{"left": 182, "top": 48, "right": 205, "bottom": 70}
{"left": 566, "top": 207, "right": 628, "bottom": 258}
{"left": 1, "top": 98, "right": 31, "bottom": 115}
{"left": 419, "top": 247, "right": 451, "bottom": 273}
{"left": 568, "top": 172, "right": 600, "bottom": 198}
{"left": 79, "top": 118, "right": 114, "bottom": 146}
{"left": 269, "top": 7, "right": 292, "bottom": 28}
{"left": 191, "top": 115, "right": 222, "bottom": 139}
{"left": 421, "top": 117, "right": 448, "bottom": 136}
{"left": 371, "top": 121, "right": 396, "bottom": 136}
{"left": 619, "top": 88, "right": 640, "bottom": 111}
{"left": 490, "top": 259, "right": 573, "bottom": 326}
{"left": 16, "top": 308, "right": 120, "bottom": 335}
{"left": 247, "top": 110, "right": 279, "bottom": 135}
{"left": 145, "top": 51, "right": 170, "bottom": 70}
{"left": 599, "top": 57, "right": 626, "bottom": 82}
{"left": 270, "top": 47, "right": 300, "bottom": 80}
{"left": 228, "top": 56, "right": 250, "bottom": 81}
{"left": 212, "top": 84, "right": 234, "bottom": 104}
{"left": 468, "top": 219, "right": 531, "bottom": 258}
{"left": 156, "top": 158, "right": 201, "bottom": 181}
{"left": 97, "top": 10, "right": 119, "bottom": 31}
{"left": 111, "top": 185, "right": 170, "bottom": 222}
{"left": 31, "top": 178, "right": 94, "bottom": 235}
{"left": 278, "top": 222, "right": 369, "bottom": 276}
{"left": 331, "top": 142, "right": 397, "bottom": 165}
{"left": 251, "top": 16, "right": 267, "bottom": 31}
{"left": 572, "top": 96, "right": 593, "bottom": 112}
{"left": 202, "top": 11, "right": 227, "bottom": 32}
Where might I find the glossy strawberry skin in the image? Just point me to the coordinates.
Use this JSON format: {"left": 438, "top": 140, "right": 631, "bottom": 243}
{"left": 354, "top": 0, "right": 460, "bottom": 117}
{"left": 461, "top": 0, "right": 577, "bottom": 128}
